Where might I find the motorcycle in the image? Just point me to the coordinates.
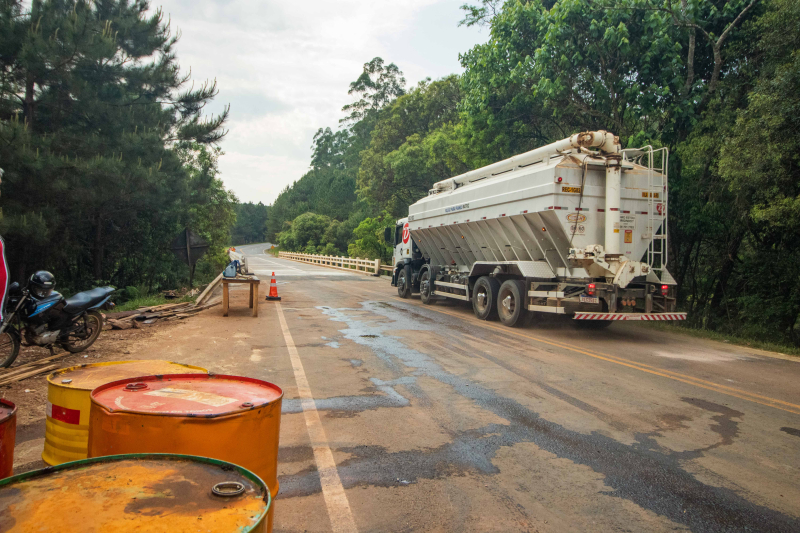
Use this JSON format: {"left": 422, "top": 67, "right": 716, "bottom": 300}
{"left": 0, "top": 271, "right": 116, "bottom": 368}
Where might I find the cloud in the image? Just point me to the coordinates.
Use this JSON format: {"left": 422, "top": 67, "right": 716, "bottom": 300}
{"left": 155, "top": 0, "right": 486, "bottom": 204}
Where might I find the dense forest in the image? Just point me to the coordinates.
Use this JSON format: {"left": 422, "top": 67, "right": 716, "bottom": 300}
{"left": 0, "top": 0, "right": 238, "bottom": 294}
{"left": 231, "top": 202, "right": 268, "bottom": 245}
{"left": 271, "top": 0, "right": 800, "bottom": 346}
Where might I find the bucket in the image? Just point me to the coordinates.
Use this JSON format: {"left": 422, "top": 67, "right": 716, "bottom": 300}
{"left": 0, "top": 453, "right": 270, "bottom": 532}
{"left": 88, "top": 374, "right": 282, "bottom": 532}
{"left": 0, "top": 399, "right": 16, "bottom": 479}
{"left": 43, "top": 360, "right": 207, "bottom": 465}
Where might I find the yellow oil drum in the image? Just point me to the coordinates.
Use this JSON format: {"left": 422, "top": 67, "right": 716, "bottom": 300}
{"left": 0, "top": 399, "right": 16, "bottom": 479}
{"left": 89, "top": 374, "right": 283, "bottom": 532}
{"left": 43, "top": 360, "right": 207, "bottom": 465}
{"left": 0, "top": 453, "right": 271, "bottom": 532}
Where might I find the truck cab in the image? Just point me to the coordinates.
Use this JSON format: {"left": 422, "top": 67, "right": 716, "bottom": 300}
{"left": 385, "top": 217, "right": 424, "bottom": 298}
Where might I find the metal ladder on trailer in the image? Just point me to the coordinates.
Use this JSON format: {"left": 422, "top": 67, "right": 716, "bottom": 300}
{"left": 623, "top": 146, "right": 669, "bottom": 273}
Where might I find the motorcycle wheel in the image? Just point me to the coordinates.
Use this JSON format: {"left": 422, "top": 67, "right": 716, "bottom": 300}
{"left": 60, "top": 310, "right": 104, "bottom": 353}
{"left": 0, "top": 330, "right": 21, "bottom": 368}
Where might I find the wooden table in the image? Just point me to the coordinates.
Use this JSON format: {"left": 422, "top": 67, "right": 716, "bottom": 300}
{"left": 222, "top": 277, "right": 260, "bottom": 317}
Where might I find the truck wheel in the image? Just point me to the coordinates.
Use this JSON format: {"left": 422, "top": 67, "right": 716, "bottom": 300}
{"left": 397, "top": 266, "right": 412, "bottom": 299}
{"left": 473, "top": 276, "right": 500, "bottom": 320}
{"left": 420, "top": 268, "right": 435, "bottom": 305}
{"left": 497, "top": 280, "right": 528, "bottom": 327}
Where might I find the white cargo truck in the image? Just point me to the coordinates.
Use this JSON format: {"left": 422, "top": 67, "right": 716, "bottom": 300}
{"left": 386, "top": 130, "right": 686, "bottom": 327}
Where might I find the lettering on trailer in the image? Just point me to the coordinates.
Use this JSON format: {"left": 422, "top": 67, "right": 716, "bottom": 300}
{"left": 402, "top": 223, "right": 410, "bottom": 244}
{"left": 624, "top": 229, "right": 633, "bottom": 243}
{"left": 642, "top": 192, "right": 660, "bottom": 198}
{"left": 566, "top": 212, "right": 587, "bottom": 235}
{"left": 620, "top": 215, "right": 636, "bottom": 230}
{"left": 444, "top": 203, "right": 469, "bottom": 213}
{"left": 561, "top": 186, "right": 582, "bottom": 194}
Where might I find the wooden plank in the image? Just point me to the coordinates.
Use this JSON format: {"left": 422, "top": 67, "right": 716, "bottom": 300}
{"left": 253, "top": 282, "right": 259, "bottom": 317}
{"left": 0, "top": 352, "right": 72, "bottom": 377}
{"left": 0, "top": 364, "right": 59, "bottom": 386}
{"left": 222, "top": 282, "right": 229, "bottom": 317}
{"left": 196, "top": 271, "right": 224, "bottom": 306}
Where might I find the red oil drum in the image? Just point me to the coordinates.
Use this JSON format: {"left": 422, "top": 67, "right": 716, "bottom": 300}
{"left": 0, "top": 399, "right": 16, "bottom": 479}
{"left": 88, "top": 374, "right": 283, "bottom": 532}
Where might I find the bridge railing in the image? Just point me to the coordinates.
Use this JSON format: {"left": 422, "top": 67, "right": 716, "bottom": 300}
{"left": 279, "top": 251, "right": 394, "bottom": 276}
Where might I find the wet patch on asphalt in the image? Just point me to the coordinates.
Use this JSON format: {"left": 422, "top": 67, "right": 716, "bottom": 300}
{"left": 681, "top": 397, "right": 743, "bottom": 449}
{"left": 278, "top": 445, "right": 315, "bottom": 463}
{"left": 278, "top": 301, "right": 800, "bottom": 531}
{"left": 779, "top": 427, "right": 800, "bottom": 438}
{"left": 281, "top": 377, "right": 410, "bottom": 415}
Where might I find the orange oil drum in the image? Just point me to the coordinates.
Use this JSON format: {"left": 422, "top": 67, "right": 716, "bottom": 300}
{"left": 89, "top": 374, "right": 283, "bottom": 532}
{"left": 0, "top": 399, "right": 16, "bottom": 479}
{"left": 0, "top": 453, "right": 271, "bottom": 532}
{"left": 43, "top": 360, "right": 207, "bottom": 465}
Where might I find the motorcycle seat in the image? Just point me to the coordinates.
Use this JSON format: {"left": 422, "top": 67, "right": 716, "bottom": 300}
{"left": 64, "top": 287, "right": 115, "bottom": 314}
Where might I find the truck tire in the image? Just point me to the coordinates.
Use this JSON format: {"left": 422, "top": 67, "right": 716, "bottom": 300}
{"left": 397, "top": 266, "right": 412, "bottom": 299}
{"left": 497, "top": 280, "right": 528, "bottom": 327}
{"left": 420, "top": 268, "right": 435, "bottom": 305}
{"left": 473, "top": 276, "right": 500, "bottom": 320}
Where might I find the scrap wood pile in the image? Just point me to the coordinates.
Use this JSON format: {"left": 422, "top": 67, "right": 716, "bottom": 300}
{"left": 105, "top": 300, "right": 218, "bottom": 330}
{"left": 0, "top": 351, "right": 71, "bottom": 386}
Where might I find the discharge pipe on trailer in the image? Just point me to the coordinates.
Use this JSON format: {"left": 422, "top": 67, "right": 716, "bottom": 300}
{"left": 430, "top": 130, "right": 620, "bottom": 193}
{"left": 605, "top": 158, "right": 622, "bottom": 255}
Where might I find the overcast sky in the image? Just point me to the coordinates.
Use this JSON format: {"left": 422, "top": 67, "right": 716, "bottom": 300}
{"left": 154, "top": 0, "right": 487, "bottom": 205}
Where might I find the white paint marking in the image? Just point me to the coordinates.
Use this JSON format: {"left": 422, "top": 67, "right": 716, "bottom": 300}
{"left": 276, "top": 303, "right": 358, "bottom": 533}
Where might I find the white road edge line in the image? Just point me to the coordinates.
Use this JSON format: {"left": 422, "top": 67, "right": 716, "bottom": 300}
{"left": 275, "top": 302, "right": 358, "bottom": 533}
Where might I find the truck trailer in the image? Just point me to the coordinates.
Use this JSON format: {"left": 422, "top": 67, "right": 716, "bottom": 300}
{"left": 386, "top": 130, "right": 685, "bottom": 327}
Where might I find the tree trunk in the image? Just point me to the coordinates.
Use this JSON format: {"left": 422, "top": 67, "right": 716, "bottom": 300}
{"left": 681, "top": 0, "right": 695, "bottom": 96}
{"left": 23, "top": 74, "right": 35, "bottom": 130}
{"left": 93, "top": 216, "right": 105, "bottom": 280}
{"left": 707, "top": 227, "right": 745, "bottom": 320}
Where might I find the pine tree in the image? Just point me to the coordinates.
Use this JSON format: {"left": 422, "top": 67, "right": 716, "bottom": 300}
{"left": 0, "top": 0, "right": 231, "bottom": 289}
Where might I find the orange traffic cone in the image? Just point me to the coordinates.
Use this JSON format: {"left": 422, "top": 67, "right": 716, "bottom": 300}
{"left": 265, "top": 272, "right": 281, "bottom": 301}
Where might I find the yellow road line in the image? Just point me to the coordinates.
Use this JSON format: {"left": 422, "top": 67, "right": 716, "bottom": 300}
{"left": 276, "top": 303, "right": 358, "bottom": 533}
{"left": 359, "top": 288, "right": 800, "bottom": 416}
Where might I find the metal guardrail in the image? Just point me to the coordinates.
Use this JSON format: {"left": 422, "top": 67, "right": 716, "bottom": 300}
{"left": 279, "top": 252, "right": 394, "bottom": 276}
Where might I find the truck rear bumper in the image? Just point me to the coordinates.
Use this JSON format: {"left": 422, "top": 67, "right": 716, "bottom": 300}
{"left": 573, "top": 312, "right": 686, "bottom": 321}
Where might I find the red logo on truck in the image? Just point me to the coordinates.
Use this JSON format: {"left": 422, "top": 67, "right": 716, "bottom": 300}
{"left": 402, "top": 223, "right": 410, "bottom": 244}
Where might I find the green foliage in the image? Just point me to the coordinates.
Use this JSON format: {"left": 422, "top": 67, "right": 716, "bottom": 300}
{"left": 0, "top": 0, "right": 233, "bottom": 292}
{"left": 114, "top": 293, "right": 195, "bottom": 313}
{"left": 123, "top": 286, "right": 140, "bottom": 301}
{"left": 341, "top": 57, "right": 406, "bottom": 125}
{"left": 358, "top": 76, "right": 471, "bottom": 216}
{"left": 347, "top": 213, "right": 394, "bottom": 261}
{"left": 231, "top": 202, "right": 269, "bottom": 244}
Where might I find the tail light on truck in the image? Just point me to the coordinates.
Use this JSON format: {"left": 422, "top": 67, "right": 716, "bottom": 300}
{"left": 587, "top": 283, "right": 596, "bottom": 296}
{"left": 661, "top": 285, "right": 669, "bottom": 296}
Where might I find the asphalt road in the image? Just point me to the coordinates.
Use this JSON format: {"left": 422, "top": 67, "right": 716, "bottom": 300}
{"left": 236, "top": 244, "right": 800, "bottom": 532}
{"left": 14, "top": 244, "right": 797, "bottom": 532}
